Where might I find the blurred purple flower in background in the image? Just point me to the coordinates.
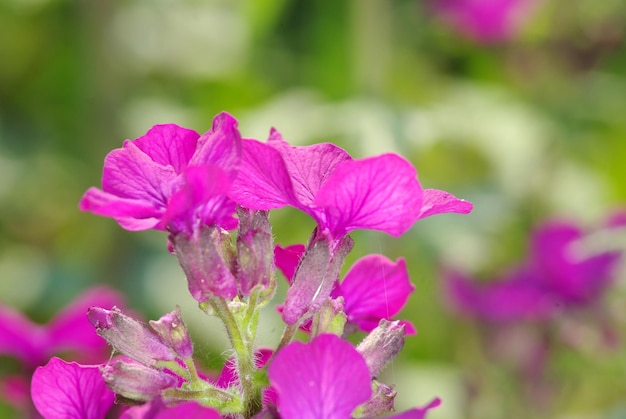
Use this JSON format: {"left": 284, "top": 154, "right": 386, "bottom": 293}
{"left": 431, "top": 0, "right": 543, "bottom": 43}
{"left": 443, "top": 216, "right": 624, "bottom": 415}
{"left": 444, "top": 219, "right": 622, "bottom": 321}
{"left": 0, "top": 286, "right": 124, "bottom": 413}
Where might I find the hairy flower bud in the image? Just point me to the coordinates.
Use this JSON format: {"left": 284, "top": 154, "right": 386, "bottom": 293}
{"left": 88, "top": 307, "right": 176, "bottom": 367}
{"left": 282, "top": 228, "right": 353, "bottom": 325}
{"left": 357, "top": 380, "right": 397, "bottom": 417}
{"left": 149, "top": 306, "right": 193, "bottom": 360}
{"left": 101, "top": 359, "right": 176, "bottom": 402}
{"left": 310, "top": 297, "right": 346, "bottom": 337}
{"left": 236, "top": 207, "right": 275, "bottom": 296}
{"left": 172, "top": 226, "right": 238, "bottom": 302}
{"left": 356, "top": 319, "right": 405, "bottom": 377}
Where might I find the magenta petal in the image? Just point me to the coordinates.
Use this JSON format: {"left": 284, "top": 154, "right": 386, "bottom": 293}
{"left": 388, "top": 397, "right": 442, "bottom": 419}
{"left": 79, "top": 187, "right": 163, "bottom": 231}
{"left": 102, "top": 140, "right": 178, "bottom": 204}
{"left": 47, "top": 286, "right": 126, "bottom": 363}
{"left": 444, "top": 269, "right": 555, "bottom": 321}
{"left": 132, "top": 124, "right": 199, "bottom": 174}
{"left": 274, "top": 244, "right": 306, "bottom": 283}
{"left": 267, "top": 130, "right": 352, "bottom": 208}
{"left": 268, "top": 334, "right": 371, "bottom": 419}
{"left": 315, "top": 154, "right": 423, "bottom": 238}
{"left": 338, "top": 255, "right": 415, "bottom": 333}
{"left": 163, "top": 164, "right": 237, "bottom": 233}
{"left": 122, "top": 399, "right": 220, "bottom": 419}
{"left": 230, "top": 139, "right": 297, "bottom": 210}
{"left": 0, "top": 305, "right": 42, "bottom": 366}
{"left": 418, "top": 189, "right": 473, "bottom": 219}
{"left": 189, "top": 112, "right": 242, "bottom": 181}
{"left": 31, "top": 357, "right": 114, "bottom": 419}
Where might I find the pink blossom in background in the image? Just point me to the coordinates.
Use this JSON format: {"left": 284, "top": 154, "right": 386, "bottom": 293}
{"left": 275, "top": 245, "right": 416, "bottom": 334}
{"left": 0, "top": 286, "right": 123, "bottom": 412}
{"left": 80, "top": 112, "right": 241, "bottom": 235}
{"left": 432, "top": 0, "right": 543, "bottom": 43}
{"left": 0, "top": 286, "right": 124, "bottom": 368}
{"left": 444, "top": 220, "right": 623, "bottom": 322}
{"left": 231, "top": 129, "right": 472, "bottom": 242}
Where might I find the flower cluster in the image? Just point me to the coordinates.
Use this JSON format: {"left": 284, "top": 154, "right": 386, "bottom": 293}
{"left": 444, "top": 218, "right": 623, "bottom": 322}
{"left": 32, "top": 112, "right": 472, "bottom": 418}
{"left": 443, "top": 216, "right": 624, "bottom": 414}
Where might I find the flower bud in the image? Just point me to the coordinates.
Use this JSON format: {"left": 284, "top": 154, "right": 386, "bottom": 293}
{"left": 236, "top": 207, "right": 275, "bottom": 296}
{"left": 356, "top": 319, "right": 405, "bottom": 377}
{"left": 149, "top": 306, "right": 193, "bottom": 360}
{"left": 310, "top": 297, "right": 346, "bottom": 337}
{"left": 357, "top": 380, "right": 396, "bottom": 417}
{"left": 88, "top": 307, "right": 176, "bottom": 367}
{"left": 282, "top": 228, "right": 353, "bottom": 324}
{"left": 101, "top": 359, "right": 176, "bottom": 402}
{"left": 172, "top": 226, "right": 238, "bottom": 302}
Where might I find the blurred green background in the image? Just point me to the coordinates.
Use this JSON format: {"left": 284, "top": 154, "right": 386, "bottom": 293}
{"left": 1, "top": 0, "right": 625, "bottom": 418}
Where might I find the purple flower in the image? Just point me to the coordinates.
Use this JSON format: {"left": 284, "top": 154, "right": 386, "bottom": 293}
{"left": 231, "top": 129, "right": 472, "bottom": 242}
{"left": 276, "top": 245, "right": 416, "bottom": 333}
{"left": 268, "top": 334, "right": 439, "bottom": 418}
{"left": 80, "top": 112, "right": 241, "bottom": 235}
{"left": 31, "top": 357, "right": 115, "bottom": 419}
{"left": 432, "top": 0, "right": 542, "bottom": 43}
{"left": 0, "top": 286, "right": 124, "bottom": 368}
{"left": 267, "top": 334, "right": 372, "bottom": 419}
{"left": 444, "top": 220, "right": 623, "bottom": 321}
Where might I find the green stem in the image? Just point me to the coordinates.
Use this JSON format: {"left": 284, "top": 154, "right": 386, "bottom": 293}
{"left": 272, "top": 321, "right": 300, "bottom": 359}
{"left": 210, "top": 297, "right": 262, "bottom": 418}
{"left": 243, "top": 288, "right": 259, "bottom": 327}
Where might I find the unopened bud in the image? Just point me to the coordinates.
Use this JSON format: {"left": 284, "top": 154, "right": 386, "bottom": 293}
{"left": 356, "top": 319, "right": 405, "bottom": 377}
{"left": 149, "top": 306, "right": 193, "bottom": 359}
{"left": 310, "top": 297, "right": 346, "bottom": 337}
{"left": 355, "top": 380, "right": 396, "bottom": 417}
{"left": 101, "top": 359, "right": 176, "bottom": 402}
{"left": 236, "top": 207, "right": 275, "bottom": 296}
{"left": 88, "top": 307, "right": 176, "bottom": 367}
{"left": 172, "top": 226, "right": 237, "bottom": 302}
{"left": 282, "top": 229, "right": 353, "bottom": 324}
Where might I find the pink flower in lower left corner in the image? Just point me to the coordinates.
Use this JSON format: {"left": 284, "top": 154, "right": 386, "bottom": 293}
{"left": 31, "top": 357, "right": 220, "bottom": 419}
{"left": 0, "top": 286, "right": 124, "bottom": 413}
{"left": 0, "top": 286, "right": 124, "bottom": 369}
{"left": 31, "top": 357, "right": 115, "bottom": 419}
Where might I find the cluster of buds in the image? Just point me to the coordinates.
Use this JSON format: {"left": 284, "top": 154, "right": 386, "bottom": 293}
{"left": 31, "top": 112, "right": 472, "bottom": 418}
